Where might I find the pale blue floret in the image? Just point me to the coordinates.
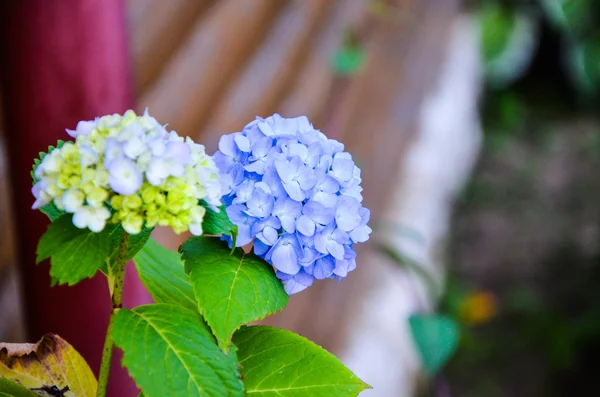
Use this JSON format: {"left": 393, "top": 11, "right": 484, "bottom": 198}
{"left": 107, "top": 157, "right": 143, "bottom": 196}
{"left": 225, "top": 204, "right": 258, "bottom": 247}
{"left": 296, "top": 201, "right": 334, "bottom": 237}
{"left": 215, "top": 114, "right": 371, "bottom": 294}
{"left": 266, "top": 233, "right": 303, "bottom": 275}
{"left": 66, "top": 120, "right": 95, "bottom": 138}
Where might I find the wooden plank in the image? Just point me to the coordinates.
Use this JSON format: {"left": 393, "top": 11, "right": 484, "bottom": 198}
{"left": 199, "top": 0, "right": 333, "bottom": 151}
{"left": 127, "top": 0, "right": 214, "bottom": 95}
{"left": 278, "top": 0, "right": 365, "bottom": 124}
{"left": 137, "top": 0, "right": 283, "bottom": 137}
{"left": 263, "top": 0, "right": 462, "bottom": 353}
{"left": 326, "top": 0, "right": 463, "bottom": 353}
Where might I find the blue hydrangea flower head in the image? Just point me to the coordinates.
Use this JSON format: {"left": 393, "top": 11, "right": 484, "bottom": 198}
{"left": 214, "top": 114, "right": 371, "bottom": 294}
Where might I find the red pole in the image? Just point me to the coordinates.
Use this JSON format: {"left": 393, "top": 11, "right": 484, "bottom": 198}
{"left": 0, "top": 1, "right": 150, "bottom": 396}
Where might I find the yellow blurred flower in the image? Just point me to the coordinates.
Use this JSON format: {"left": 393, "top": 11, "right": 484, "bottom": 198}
{"left": 458, "top": 291, "right": 498, "bottom": 325}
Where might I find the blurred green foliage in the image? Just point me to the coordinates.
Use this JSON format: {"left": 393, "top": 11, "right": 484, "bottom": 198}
{"left": 332, "top": 47, "right": 366, "bottom": 76}
{"left": 481, "top": 4, "right": 516, "bottom": 62}
{"left": 479, "top": 2, "right": 537, "bottom": 87}
{"left": 480, "top": 0, "right": 600, "bottom": 97}
{"left": 332, "top": 30, "right": 366, "bottom": 77}
{"left": 409, "top": 314, "right": 460, "bottom": 376}
{"left": 446, "top": 1, "right": 600, "bottom": 395}
{"left": 570, "top": 34, "right": 600, "bottom": 95}
{"left": 448, "top": 244, "right": 600, "bottom": 396}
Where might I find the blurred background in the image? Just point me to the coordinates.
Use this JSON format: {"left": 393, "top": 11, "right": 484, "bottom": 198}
{"left": 1, "top": 0, "right": 599, "bottom": 396}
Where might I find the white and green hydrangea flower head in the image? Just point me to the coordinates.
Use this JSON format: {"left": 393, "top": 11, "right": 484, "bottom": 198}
{"left": 31, "top": 110, "right": 222, "bottom": 235}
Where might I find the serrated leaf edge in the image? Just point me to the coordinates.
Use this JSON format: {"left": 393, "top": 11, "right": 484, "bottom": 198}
{"left": 235, "top": 326, "right": 371, "bottom": 394}
{"left": 179, "top": 242, "right": 288, "bottom": 352}
{"left": 194, "top": 253, "right": 288, "bottom": 352}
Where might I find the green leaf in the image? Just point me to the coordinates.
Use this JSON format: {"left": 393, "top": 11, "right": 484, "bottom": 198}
{"left": 479, "top": 5, "right": 537, "bottom": 87}
{"left": 480, "top": 4, "right": 515, "bottom": 64}
{"left": 36, "top": 214, "right": 111, "bottom": 285}
{"left": 37, "top": 214, "right": 87, "bottom": 263}
{"left": 0, "top": 378, "right": 36, "bottom": 397}
{"left": 233, "top": 326, "right": 369, "bottom": 396}
{"left": 409, "top": 314, "right": 460, "bottom": 375}
{"left": 112, "top": 304, "right": 244, "bottom": 397}
{"left": 567, "top": 36, "right": 600, "bottom": 96}
{"left": 133, "top": 238, "right": 196, "bottom": 310}
{"left": 540, "top": 0, "right": 591, "bottom": 35}
{"left": 179, "top": 237, "right": 288, "bottom": 350}
{"left": 39, "top": 203, "right": 66, "bottom": 222}
{"left": 127, "top": 226, "right": 154, "bottom": 258}
{"left": 49, "top": 231, "right": 111, "bottom": 285}
{"left": 201, "top": 202, "right": 238, "bottom": 246}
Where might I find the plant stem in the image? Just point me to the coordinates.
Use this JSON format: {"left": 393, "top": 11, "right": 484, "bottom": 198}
{"left": 97, "top": 230, "right": 129, "bottom": 397}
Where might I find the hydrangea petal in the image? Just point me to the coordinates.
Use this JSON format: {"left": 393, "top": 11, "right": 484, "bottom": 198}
{"left": 326, "top": 240, "right": 345, "bottom": 260}
{"left": 334, "top": 258, "right": 350, "bottom": 278}
{"left": 262, "top": 167, "right": 287, "bottom": 198}
{"left": 314, "top": 232, "right": 328, "bottom": 255}
{"left": 313, "top": 256, "right": 335, "bottom": 280}
{"left": 261, "top": 227, "right": 279, "bottom": 245}
{"left": 246, "top": 189, "right": 274, "bottom": 218}
{"left": 270, "top": 241, "right": 301, "bottom": 275}
{"left": 61, "top": 188, "right": 85, "bottom": 212}
{"left": 274, "top": 158, "right": 298, "bottom": 184}
{"left": 312, "top": 192, "right": 338, "bottom": 208}
{"left": 272, "top": 198, "right": 302, "bottom": 230}
{"left": 304, "top": 201, "right": 334, "bottom": 225}
{"left": 254, "top": 239, "right": 270, "bottom": 256}
{"left": 234, "top": 134, "right": 251, "bottom": 152}
{"left": 66, "top": 120, "right": 95, "bottom": 138}
{"left": 282, "top": 278, "right": 309, "bottom": 295}
{"left": 243, "top": 159, "right": 266, "bottom": 174}
{"left": 299, "top": 247, "right": 320, "bottom": 267}
{"left": 165, "top": 141, "right": 191, "bottom": 163}
{"left": 288, "top": 143, "right": 308, "bottom": 160}
{"left": 218, "top": 134, "right": 240, "bottom": 158}
{"left": 332, "top": 157, "right": 355, "bottom": 182}
{"left": 318, "top": 175, "right": 340, "bottom": 194}
{"left": 146, "top": 158, "right": 170, "bottom": 186}
{"left": 296, "top": 215, "right": 315, "bottom": 237}
{"left": 79, "top": 144, "right": 99, "bottom": 167}
{"left": 297, "top": 169, "right": 317, "bottom": 190}
{"left": 107, "top": 157, "right": 143, "bottom": 195}
{"left": 282, "top": 181, "right": 305, "bottom": 201}
{"left": 232, "top": 180, "right": 254, "bottom": 204}
{"left": 351, "top": 225, "right": 372, "bottom": 243}
{"left": 294, "top": 270, "right": 315, "bottom": 286}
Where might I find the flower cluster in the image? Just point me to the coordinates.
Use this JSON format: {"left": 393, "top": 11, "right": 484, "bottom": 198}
{"left": 32, "top": 110, "right": 222, "bottom": 235}
{"left": 214, "top": 114, "right": 371, "bottom": 294}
